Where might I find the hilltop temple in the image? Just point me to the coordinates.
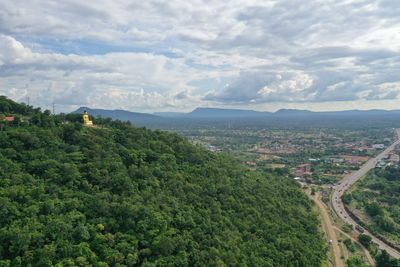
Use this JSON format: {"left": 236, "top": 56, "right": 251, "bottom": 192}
{"left": 83, "top": 111, "right": 93, "bottom": 126}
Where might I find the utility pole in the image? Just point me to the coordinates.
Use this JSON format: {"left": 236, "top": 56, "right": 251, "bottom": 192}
{"left": 27, "top": 96, "right": 30, "bottom": 106}
{"left": 52, "top": 102, "right": 55, "bottom": 115}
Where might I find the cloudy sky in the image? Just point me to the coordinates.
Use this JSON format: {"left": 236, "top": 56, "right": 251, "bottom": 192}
{"left": 1, "top": 0, "right": 400, "bottom": 113}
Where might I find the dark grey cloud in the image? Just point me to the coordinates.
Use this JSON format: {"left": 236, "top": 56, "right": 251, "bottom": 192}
{"left": 367, "top": 89, "right": 400, "bottom": 100}
{"left": 205, "top": 71, "right": 314, "bottom": 103}
{"left": 174, "top": 91, "right": 191, "bottom": 100}
{"left": 1, "top": 0, "right": 400, "bottom": 111}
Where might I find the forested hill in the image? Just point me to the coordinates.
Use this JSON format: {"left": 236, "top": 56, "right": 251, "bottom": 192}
{"left": 0, "top": 96, "right": 325, "bottom": 266}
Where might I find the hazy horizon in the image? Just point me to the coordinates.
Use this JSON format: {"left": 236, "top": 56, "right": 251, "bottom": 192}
{"left": 74, "top": 103, "right": 400, "bottom": 115}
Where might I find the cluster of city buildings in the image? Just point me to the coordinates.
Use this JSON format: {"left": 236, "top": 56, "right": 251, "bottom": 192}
{"left": 338, "top": 142, "right": 386, "bottom": 152}
{"left": 293, "top": 141, "right": 400, "bottom": 180}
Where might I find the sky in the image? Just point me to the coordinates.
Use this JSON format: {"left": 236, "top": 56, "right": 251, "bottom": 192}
{"left": 0, "top": 0, "right": 400, "bottom": 113}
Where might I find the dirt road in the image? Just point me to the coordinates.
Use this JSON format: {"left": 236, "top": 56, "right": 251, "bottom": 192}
{"left": 311, "top": 193, "right": 344, "bottom": 267}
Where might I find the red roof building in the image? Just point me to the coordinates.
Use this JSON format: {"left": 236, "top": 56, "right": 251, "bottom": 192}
{"left": 294, "top": 163, "right": 312, "bottom": 177}
{"left": 4, "top": 116, "right": 15, "bottom": 122}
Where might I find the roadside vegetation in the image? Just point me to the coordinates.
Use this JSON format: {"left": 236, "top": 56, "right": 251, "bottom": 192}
{"left": 346, "top": 168, "right": 400, "bottom": 244}
{"left": 345, "top": 168, "right": 400, "bottom": 267}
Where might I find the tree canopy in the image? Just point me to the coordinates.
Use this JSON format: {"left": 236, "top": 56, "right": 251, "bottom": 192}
{"left": 0, "top": 96, "right": 325, "bottom": 266}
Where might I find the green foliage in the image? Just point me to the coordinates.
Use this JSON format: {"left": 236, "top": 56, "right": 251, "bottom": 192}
{"left": 346, "top": 256, "right": 369, "bottom": 267}
{"left": 343, "top": 238, "right": 356, "bottom": 253}
{"left": 358, "top": 234, "right": 372, "bottom": 248}
{"left": 365, "top": 202, "right": 384, "bottom": 217}
{"left": 376, "top": 250, "right": 400, "bottom": 267}
{"left": 342, "top": 223, "right": 354, "bottom": 233}
{"left": 311, "top": 187, "right": 316, "bottom": 195}
{"left": 343, "top": 193, "right": 352, "bottom": 205}
{"left": 0, "top": 97, "right": 326, "bottom": 266}
{"left": 350, "top": 168, "right": 400, "bottom": 243}
{"left": 381, "top": 166, "right": 400, "bottom": 181}
{"left": 0, "top": 96, "right": 34, "bottom": 115}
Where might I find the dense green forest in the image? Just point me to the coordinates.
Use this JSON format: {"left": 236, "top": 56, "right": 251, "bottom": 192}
{"left": 0, "top": 96, "right": 325, "bottom": 266}
{"left": 346, "top": 166, "right": 400, "bottom": 245}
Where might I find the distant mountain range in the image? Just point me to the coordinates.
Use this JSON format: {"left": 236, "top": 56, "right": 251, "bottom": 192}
{"left": 178, "top": 107, "right": 400, "bottom": 118}
{"left": 74, "top": 107, "right": 163, "bottom": 124}
{"left": 187, "top": 107, "right": 271, "bottom": 118}
{"left": 153, "top": 112, "right": 186, "bottom": 117}
{"left": 72, "top": 106, "right": 400, "bottom": 128}
{"left": 273, "top": 108, "right": 400, "bottom": 117}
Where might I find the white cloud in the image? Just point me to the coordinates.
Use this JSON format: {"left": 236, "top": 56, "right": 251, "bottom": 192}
{"left": 0, "top": 34, "right": 203, "bottom": 112}
{"left": 1, "top": 0, "right": 400, "bottom": 111}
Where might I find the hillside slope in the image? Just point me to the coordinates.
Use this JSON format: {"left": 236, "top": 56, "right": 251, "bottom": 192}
{"left": 0, "top": 97, "right": 325, "bottom": 266}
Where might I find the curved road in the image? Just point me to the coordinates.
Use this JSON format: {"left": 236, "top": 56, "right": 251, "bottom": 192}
{"left": 332, "top": 128, "right": 400, "bottom": 259}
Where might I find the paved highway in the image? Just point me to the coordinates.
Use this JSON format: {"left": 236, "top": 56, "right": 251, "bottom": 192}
{"left": 332, "top": 128, "right": 400, "bottom": 259}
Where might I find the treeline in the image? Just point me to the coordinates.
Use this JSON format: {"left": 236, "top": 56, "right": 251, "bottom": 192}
{"left": 0, "top": 96, "right": 325, "bottom": 266}
{"left": 347, "top": 168, "right": 400, "bottom": 240}
{"left": 0, "top": 96, "right": 36, "bottom": 115}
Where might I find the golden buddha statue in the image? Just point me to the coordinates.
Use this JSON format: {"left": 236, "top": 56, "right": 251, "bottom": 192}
{"left": 83, "top": 111, "right": 93, "bottom": 126}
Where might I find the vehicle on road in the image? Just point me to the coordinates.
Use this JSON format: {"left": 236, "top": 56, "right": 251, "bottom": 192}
{"left": 331, "top": 129, "right": 400, "bottom": 259}
{"left": 355, "top": 225, "right": 364, "bottom": 233}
